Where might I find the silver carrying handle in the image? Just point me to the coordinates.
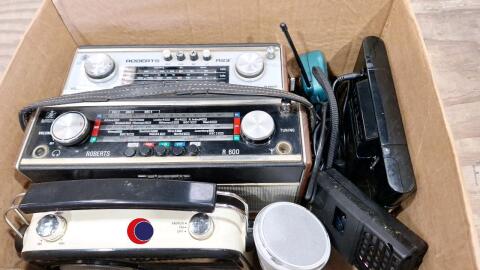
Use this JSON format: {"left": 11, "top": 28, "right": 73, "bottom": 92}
{"left": 216, "top": 191, "right": 249, "bottom": 231}
{"left": 4, "top": 193, "right": 29, "bottom": 239}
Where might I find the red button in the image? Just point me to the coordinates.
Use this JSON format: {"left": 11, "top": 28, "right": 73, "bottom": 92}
{"left": 94, "top": 119, "right": 102, "bottom": 126}
{"left": 234, "top": 118, "right": 241, "bottom": 125}
{"left": 91, "top": 128, "right": 99, "bottom": 137}
{"left": 144, "top": 142, "right": 155, "bottom": 148}
{"left": 234, "top": 126, "right": 241, "bottom": 135}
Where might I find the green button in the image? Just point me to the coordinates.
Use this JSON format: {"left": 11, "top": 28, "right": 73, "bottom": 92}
{"left": 159, "top": 142, "right": 171, "bottom": 147}
{"left": 90, "top": 137, "right": 97, "bottom": 143}
{"left": 233, "top": 135, "right": 240, "bottom": 141}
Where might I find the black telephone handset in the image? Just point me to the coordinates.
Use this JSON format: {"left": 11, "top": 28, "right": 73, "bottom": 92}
{"left": 309, "top": 169, "right": 428, "bottom": 270}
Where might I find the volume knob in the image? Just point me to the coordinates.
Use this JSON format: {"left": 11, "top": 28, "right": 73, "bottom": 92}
{"left": 235, "top": 52, "right": 265, "bottom": 79}
{"left": 84, "top": 53, "right": 116, "bottom": 80}
{"left": 50, "top": 112, "right": 90, "bottom": 146}
{"left": 241, "top": 110, "right": 275, "bottom": 143}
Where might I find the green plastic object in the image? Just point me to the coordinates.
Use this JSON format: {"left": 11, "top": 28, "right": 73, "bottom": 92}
{"left": 300, "top": 50, "right": 328, "bottom": 103}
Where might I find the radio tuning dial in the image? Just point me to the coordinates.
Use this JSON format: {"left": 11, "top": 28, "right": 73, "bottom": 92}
{"left": 241, "top": 110, "right": 275, "bottom": 143}
{"left": 50, "top": 112, "right": 90, "bottom": 146}
{"left": 84, "top": 53, "right": 116, "bottom": 80}
{"left": 235, "top": 52, "right": 265, "bottom": 79}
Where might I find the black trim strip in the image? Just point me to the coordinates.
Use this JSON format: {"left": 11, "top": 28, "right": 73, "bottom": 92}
{"left": 23, "top": 248, "right": 252, "bottom": 269}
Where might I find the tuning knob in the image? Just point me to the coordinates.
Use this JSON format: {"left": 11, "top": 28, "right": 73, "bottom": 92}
{"left": 50, "top": 112, "right": 90, "bottom": 146}
{"left": 84, "top": 54, "right": 116, "bottom": 80}
{"left": 241, "top": 110, "right": 275, "bottom": 143}
{"left": 235, "top": 52, "right": 265, "bottom": 79}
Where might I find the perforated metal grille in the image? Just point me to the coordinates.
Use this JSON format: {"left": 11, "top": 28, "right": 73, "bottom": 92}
{"left": 217, "top": 184, "right": 298, "bottom": 212}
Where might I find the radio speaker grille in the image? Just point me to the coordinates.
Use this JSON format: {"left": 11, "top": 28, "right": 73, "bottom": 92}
{"left": 217, "top": 184, "right": 298, "bottom": 212}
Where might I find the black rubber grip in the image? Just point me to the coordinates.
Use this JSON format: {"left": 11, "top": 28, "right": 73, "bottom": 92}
{"left": 19, "top": 179, "right": 216, "bottom": 213}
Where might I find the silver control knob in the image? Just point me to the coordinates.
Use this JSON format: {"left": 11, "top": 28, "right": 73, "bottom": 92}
{"left": 202, "top": 49, "right": 212, "bottom": 61}
{"left": 50, "top": 112, "right": 90, "bottom": 146}
{"left": 266, "top": 46, "right": 276, "bottom": 59}
{"left": 241, "top": 110, "right": 275, "bottom": 142}
{"left": 36, "top": 214, "right": 67, "bottom": 242}
{"left": 163, "top": 49, "right": 172, "bottom": 61}
{"left": 189, "top": 213, "right": 214, "bottom": 240}
{"left": 190, "top": 51, "right": 199, "bottom": 61}
{"left": 176, "top": 51, "right": 186, "bottom": 61}
{"left": 84, "top": 54, "right": 115, "bottom": 80}
{"left": 235, "top": 52, "right": 265, "bottom": 78}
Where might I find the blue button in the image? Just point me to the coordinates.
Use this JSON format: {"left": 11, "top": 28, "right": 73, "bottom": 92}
{"left": 234, "top": 112, "right": 241, "bottom": 117}
{"left": 159, "top": 142, "right": 171, "bottom": 147}
{"left": 174, "top": 142, "right": 186, "bottom": 147}
{"left": 96, "top": 114, "right": 102, "bottom": 119}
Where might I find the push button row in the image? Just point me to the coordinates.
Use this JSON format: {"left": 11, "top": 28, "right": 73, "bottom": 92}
{"left": 123, "top": 143, "right": 200, "bottom": 157}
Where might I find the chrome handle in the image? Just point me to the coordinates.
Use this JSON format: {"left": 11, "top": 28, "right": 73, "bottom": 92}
{"left": 4, "top": 193, "right": 29, "bottom": 239}
{"left": 216, "top": 191, "right": 249, "bottom": 230}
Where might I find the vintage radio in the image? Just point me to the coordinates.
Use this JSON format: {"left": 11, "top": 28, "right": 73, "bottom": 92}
{"left": 17, "top": 97, "right": 312, "bottom": 212}
{"left": 62, "top": 44, "right": 287, "bottom": 95}
{"left": 5, "top": 179, "right": 252, "bottom": 269}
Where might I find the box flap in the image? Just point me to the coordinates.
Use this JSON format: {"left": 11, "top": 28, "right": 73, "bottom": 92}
{"left": 381, "top": 0, "right": 479, "bottom": 269}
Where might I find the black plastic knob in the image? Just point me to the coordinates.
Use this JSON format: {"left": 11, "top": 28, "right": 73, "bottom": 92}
{"left": 154, "top": 145, "right": 169, "bottom": 156}
{"left": 172, "top": 146, "right": 186, "bottom": 156}
{"left": 139, "top": 145, "right": 153, "bottom": 157}
{"left": 187, "top": 144, "right": 200, "bottom": 156}
{"left": 123, "top": 147, "right": 136, "bottom": 157}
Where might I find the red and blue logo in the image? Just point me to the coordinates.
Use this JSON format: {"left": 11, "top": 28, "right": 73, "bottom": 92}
{"left": 127, "top": 218, "right": 154, "bottom": 244}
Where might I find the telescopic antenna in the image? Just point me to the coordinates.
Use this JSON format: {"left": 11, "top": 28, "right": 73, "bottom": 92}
{"left": 280, "top": 22, "right": 311, "bottom": 88}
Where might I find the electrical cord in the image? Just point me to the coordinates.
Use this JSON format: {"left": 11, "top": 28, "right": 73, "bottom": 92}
{"left": 312, "top": 67, "right": 338, "bottom": 169}
{"left": 333, "top": 72, "right": 365, "bottom": 160}
{"left": 305, "top": 102, "right": 328, "bottom": 202}
{"left": 312, "top": 103, "right": 327, "bottom": 154}
{"left": 332, "top": 72, "right": 363, "bottom": 92}
{"left": 307, "top": 71, "right": 365, "bottom": 202}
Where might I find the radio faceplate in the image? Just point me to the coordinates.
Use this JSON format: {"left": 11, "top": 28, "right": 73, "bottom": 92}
{"left": 62, "top": 44, "right": 286, "bottom": 95}
{"left": 21, "top": 207, "right": 250, "bottom": 269}
{"left": 17, "top": 99, "right": 311, "bottom": 195}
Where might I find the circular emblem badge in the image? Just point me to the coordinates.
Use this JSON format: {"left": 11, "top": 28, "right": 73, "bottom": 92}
{"left": 127, "top": 218, "right": 154, "bottom": 244}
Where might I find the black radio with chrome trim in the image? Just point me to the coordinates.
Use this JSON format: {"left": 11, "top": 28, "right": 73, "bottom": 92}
{"left": 17, "top": 98, "right": 311, "bottom": 212}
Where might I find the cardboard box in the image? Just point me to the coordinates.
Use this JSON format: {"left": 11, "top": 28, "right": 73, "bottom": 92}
{"left": 0, "top": 0, "right": 478, "bottom": 269}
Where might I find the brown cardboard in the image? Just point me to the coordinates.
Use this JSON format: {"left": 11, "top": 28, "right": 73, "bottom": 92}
{"left": 381, "top": 1, "right": 479, "bottom": 269}
{"left": 0, "top": 0, "right": 76, "bottom": 267}
{"left": 0, "top": 0, "right": 478, "bottom": 269}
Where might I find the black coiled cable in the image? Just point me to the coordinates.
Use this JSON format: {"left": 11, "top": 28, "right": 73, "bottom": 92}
{"left": 304, "top": 102, "right": 328, "bottom": 202}
{"left": 312, "top": 67, "right": 338, "bottom": 169}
